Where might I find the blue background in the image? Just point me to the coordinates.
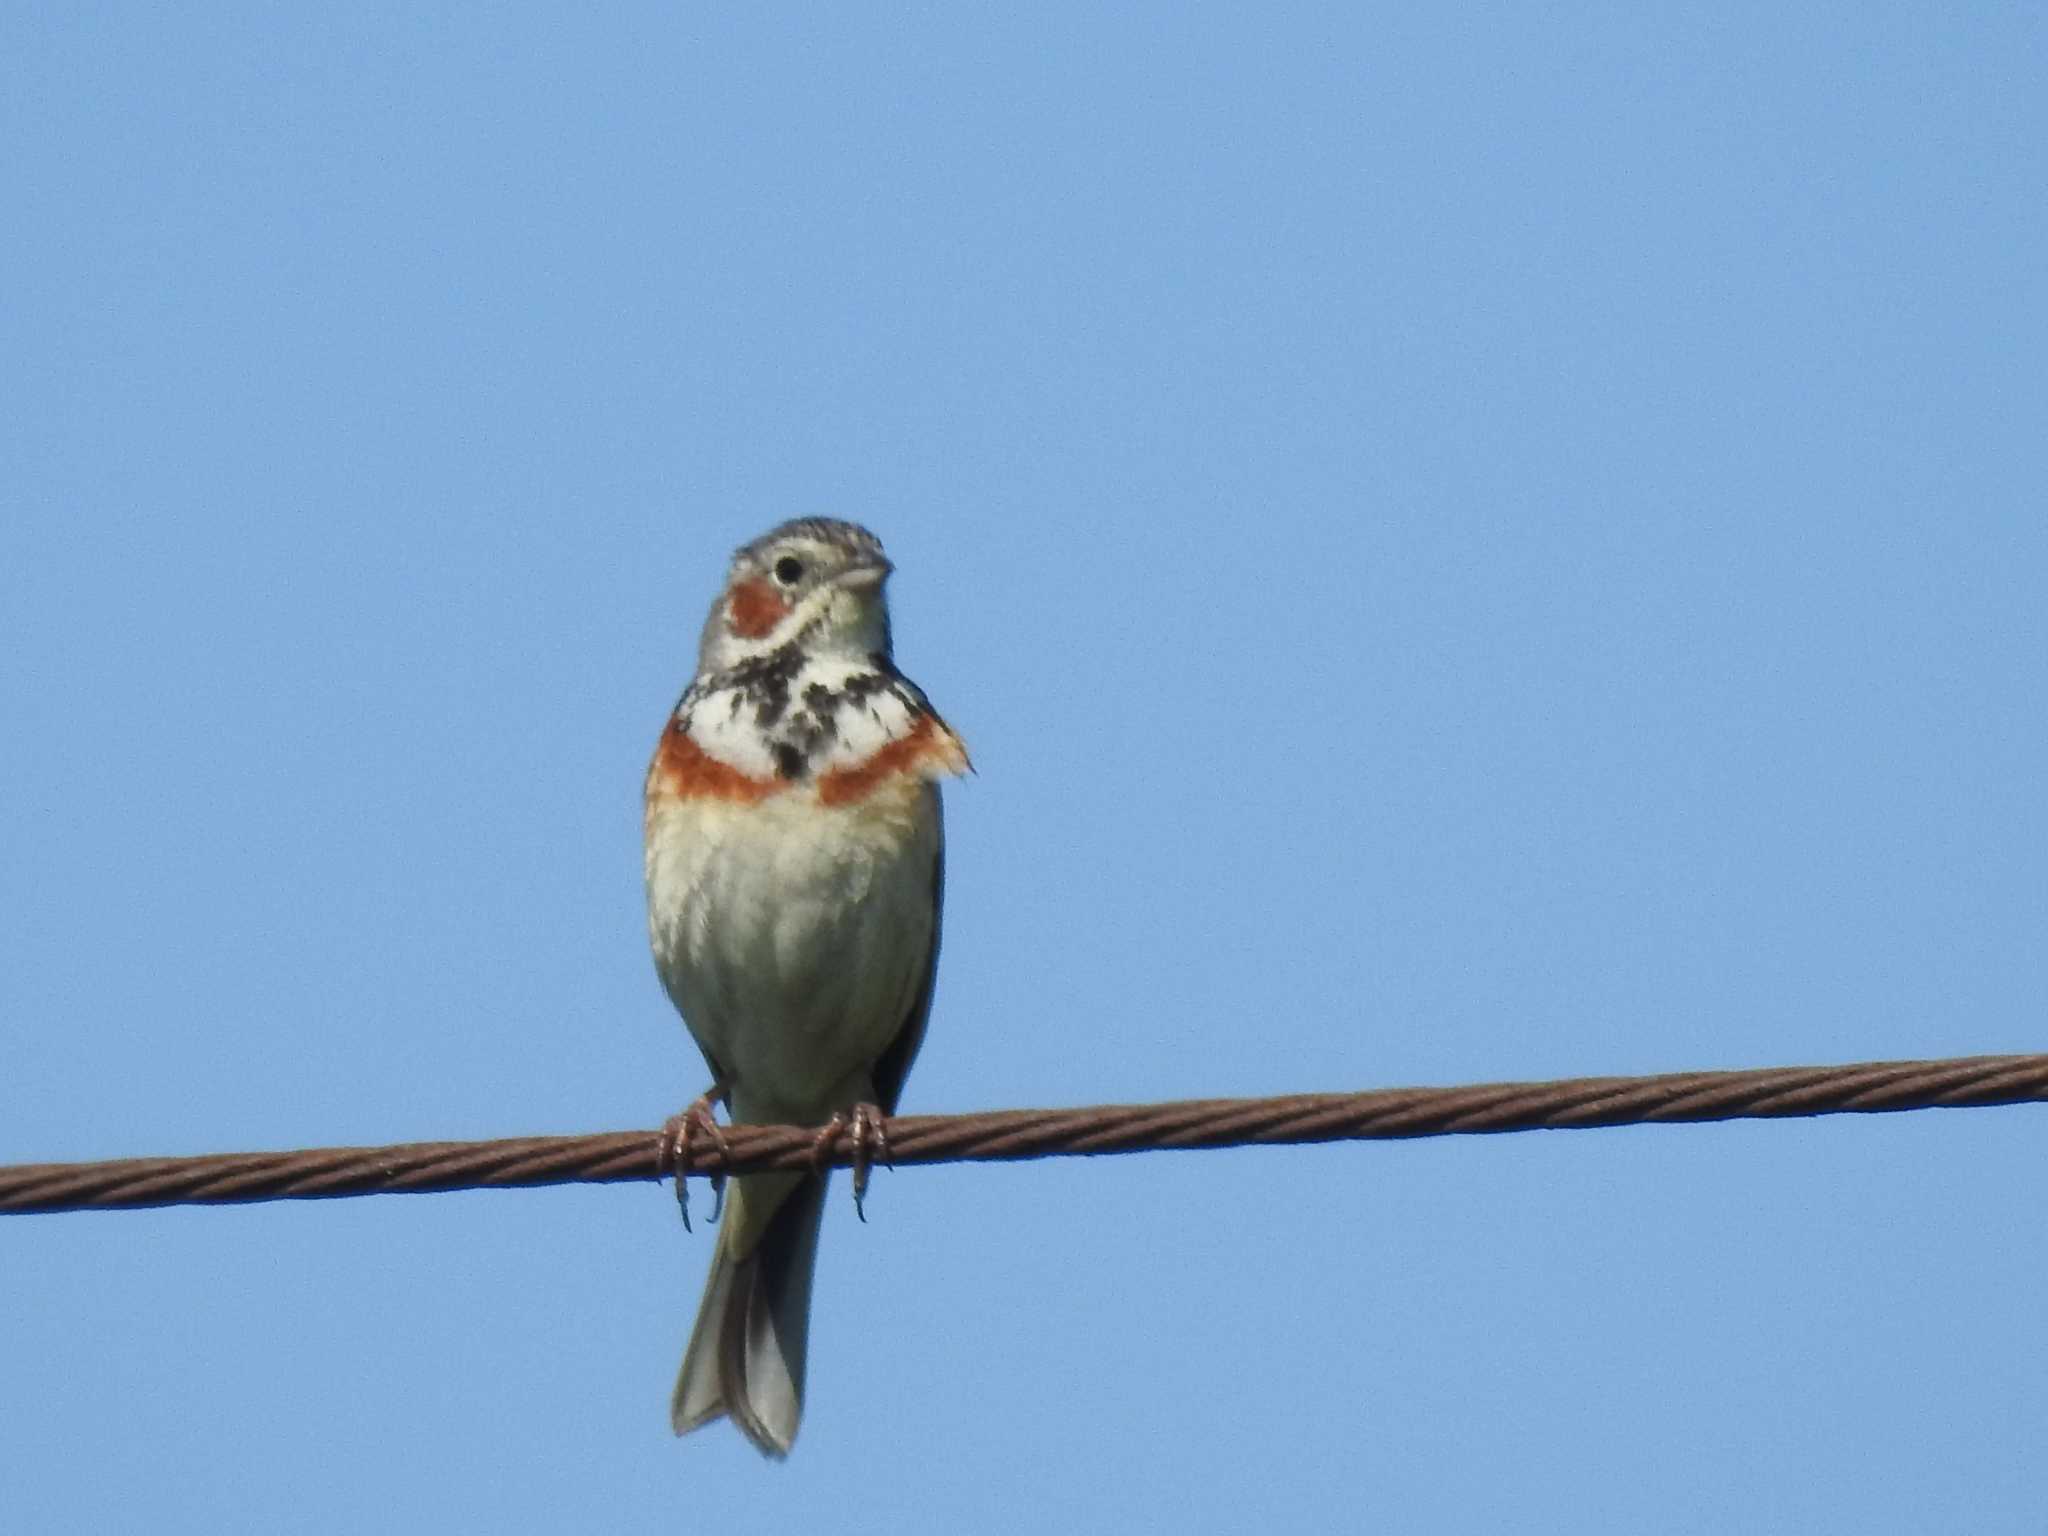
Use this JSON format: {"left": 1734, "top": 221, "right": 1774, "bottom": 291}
{"left": 4, "top": 5, "right": 2044, "bottom": 1530}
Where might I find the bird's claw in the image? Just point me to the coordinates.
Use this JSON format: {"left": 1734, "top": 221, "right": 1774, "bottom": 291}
{"left": 662, "top": 1087, "right": 730, "bottom": 1233}
{"left": 810, "top": 1103, "right": 892, "bottom": 1222}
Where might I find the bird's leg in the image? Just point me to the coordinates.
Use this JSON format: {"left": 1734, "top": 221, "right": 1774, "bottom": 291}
{"left": 808, "top": 1103, "right": 893, "bottom": 1223}
{"left": 662, "top": 1082, "right": 731, "bottom": 1233}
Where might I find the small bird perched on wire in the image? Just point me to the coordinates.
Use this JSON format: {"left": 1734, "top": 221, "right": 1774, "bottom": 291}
{"left": 643, "top": 518, "right": 969, "bottom": 1458}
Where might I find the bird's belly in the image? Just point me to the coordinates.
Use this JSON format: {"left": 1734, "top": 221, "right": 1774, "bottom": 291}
{"left": 645, "top": 781, "right": 939, "bottom": 1122}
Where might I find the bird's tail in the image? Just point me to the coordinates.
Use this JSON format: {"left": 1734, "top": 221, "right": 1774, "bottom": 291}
{"left": 671, "top": 1169, "right": 828, "bottom": 1459}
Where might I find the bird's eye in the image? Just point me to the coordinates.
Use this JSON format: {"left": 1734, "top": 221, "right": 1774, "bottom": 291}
{"left": 773, "top": 556, "right": 805, "bottom": 585}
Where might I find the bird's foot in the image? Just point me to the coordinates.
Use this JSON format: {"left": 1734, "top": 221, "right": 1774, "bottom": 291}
{"left": 662, "top": 1085, "right": 730, "bottom": 1233}
{"left": 809, "top": 1102, "right": 893, "bottom": 1223}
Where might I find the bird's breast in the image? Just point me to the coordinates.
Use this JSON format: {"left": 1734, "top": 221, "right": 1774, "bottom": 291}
{"left": 644, "top": 708, "right": 967, "bottom": 814}
{"left": 642, "top": 698, "right": 964, "bottom": 1119}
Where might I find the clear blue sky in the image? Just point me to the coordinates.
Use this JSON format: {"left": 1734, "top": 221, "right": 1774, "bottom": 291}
{"left": 4, "top": 5, "right": 2044, "bottom": 1530}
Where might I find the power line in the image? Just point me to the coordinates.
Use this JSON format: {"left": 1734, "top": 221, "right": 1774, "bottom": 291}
{"left": 4, "top": 1051, "right": 2043, "bottom": 1217}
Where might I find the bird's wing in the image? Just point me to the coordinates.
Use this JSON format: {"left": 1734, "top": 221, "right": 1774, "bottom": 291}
{"left": 871, "top": 808, "right": 944, "bottom": 1116}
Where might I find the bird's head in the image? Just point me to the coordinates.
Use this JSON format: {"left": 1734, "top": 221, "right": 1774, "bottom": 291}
{"left": 697, "top": 518, "right": 895, "bottom": 674}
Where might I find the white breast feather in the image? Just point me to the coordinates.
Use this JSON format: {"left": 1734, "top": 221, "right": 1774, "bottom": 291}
{"left": 644, "top": 660, "right": 959, "bottom": 1124}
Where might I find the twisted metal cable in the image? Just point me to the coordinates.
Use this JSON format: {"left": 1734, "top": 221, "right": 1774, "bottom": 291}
{"left": 4, "top": 1051, "right": 2044, "bottom": 1216}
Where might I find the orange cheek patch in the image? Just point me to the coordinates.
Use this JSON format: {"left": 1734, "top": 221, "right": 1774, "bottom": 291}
{"left": 816, "top": 715, "right": 970, "bottom": 806}
{"left": 647, "top": 723, "right": 781, "bottom": 804}
{"left": 726, "top": 578, "right": 790, "bottom": 639}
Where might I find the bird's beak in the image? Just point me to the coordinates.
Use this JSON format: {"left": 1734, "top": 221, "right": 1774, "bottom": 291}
{"left": 836, "top": 558, "right": 893, "bottom": 593}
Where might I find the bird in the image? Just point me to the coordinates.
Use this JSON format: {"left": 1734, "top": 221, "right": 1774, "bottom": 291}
{"left": 643, "top": 517, "right": 969, "bottom": 1458}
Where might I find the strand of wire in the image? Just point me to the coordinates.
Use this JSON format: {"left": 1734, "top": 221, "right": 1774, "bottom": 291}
{"left": 4, "top": 1051, "right": 2044, "bottom": 1216}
